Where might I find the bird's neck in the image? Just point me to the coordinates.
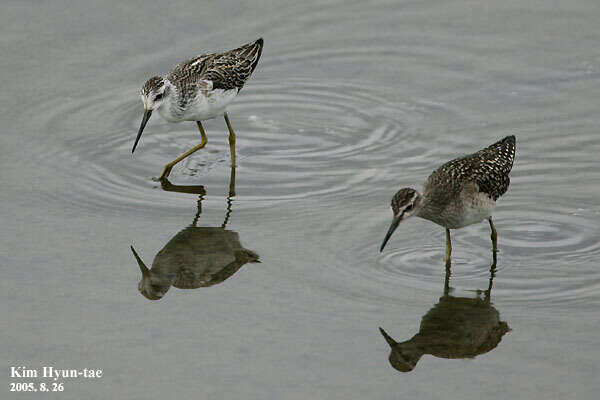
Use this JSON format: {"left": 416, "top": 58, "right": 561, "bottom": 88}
{"left": 157, "top": 82, "right": 184, "bottom": 122}
{"left": 416, "top": 193, "right": 442, "bottom": 224}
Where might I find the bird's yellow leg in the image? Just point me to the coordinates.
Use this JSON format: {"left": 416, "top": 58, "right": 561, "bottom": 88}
{"left": 445, "top": 228, "right": 452, "bottom": 267}
{"left": 224, "top": 112, "right": 236, "bottom": 167}
{"left": 489, "top": 217, "right": 498, "bottom": 253}
{"left": 158, "top": 121, "right": 208, "bottom": 180}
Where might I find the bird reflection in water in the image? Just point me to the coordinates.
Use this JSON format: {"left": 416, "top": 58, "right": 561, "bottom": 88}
{"left": 130, "top": 166, "right": 260, "bottom": 300}
{"left": 379, "top": 263, "right": 509, "bottom": 372}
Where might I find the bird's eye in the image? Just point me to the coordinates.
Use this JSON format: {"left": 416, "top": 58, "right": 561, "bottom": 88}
{"left": 154, "top": 93, "right": 163, "bottom": 101}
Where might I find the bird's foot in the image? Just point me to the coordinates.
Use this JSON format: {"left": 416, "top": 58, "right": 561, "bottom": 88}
{"left": 159, "top": 178, "right": 174, "bottom": 191}
{"left": 153, "top": 165, "right": 173, "bottom": 181}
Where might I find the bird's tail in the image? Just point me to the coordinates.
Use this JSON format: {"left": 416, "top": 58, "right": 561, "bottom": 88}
{"left": 232, "top": 38, "right": 264, "bottom": 75}
{"left": 488, "top": 135, "right": 516, "bottom": 171}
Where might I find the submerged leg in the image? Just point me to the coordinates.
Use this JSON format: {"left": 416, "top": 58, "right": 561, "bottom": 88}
{"left": 224, "top": 112, "right": 236, "bottom": 167}
{"left": 158, "top": 121, "right": 208, "bottom": 180}
{"left": 485, "top": 249, "right": 498, "bottom": 303}
{"left": 489, "top": 216, "right": 498, "bottom": 253}
{"left": 220, "top": 165, "right": 236, "bottom": 229}
{"left": 443, "top": 261, "right": 451, "bottom": 296}
{"left": 445, "top": 228, "right": 452, "bottom": 267}
{"left": 228, "top": 164, "right": 236, "bottom": 198}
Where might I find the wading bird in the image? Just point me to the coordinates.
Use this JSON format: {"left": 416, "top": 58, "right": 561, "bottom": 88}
{"left": 380, "top": 136, "right": 516, "bottom": 265}
{"left": 132, "top": 38, "right": 264, "bottom": 180}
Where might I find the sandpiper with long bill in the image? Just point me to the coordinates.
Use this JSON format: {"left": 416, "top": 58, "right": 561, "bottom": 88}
{"left": 132, "top": 38, "right": 264, "bottom": 180}
{"left": 380, "top": 136, "right": 516, "bottom": 265}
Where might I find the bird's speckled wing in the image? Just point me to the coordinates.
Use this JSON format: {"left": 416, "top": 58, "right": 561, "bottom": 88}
{"left": 424, "top": 135, "right": 516, "bottom": 203}
{"left": 167, "top": 38, "right": 263, "bottom": 98}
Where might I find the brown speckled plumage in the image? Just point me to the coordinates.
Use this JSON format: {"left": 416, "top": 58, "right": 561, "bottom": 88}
{"left": 424, "top": 135, "right": 515, "bottom": 203}
{"left": 167, "top": 38, "right": 263, "bottom": 105}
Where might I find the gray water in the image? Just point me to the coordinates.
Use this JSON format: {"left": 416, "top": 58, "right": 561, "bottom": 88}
{"left": 2, "top": 0, "right": 600, "bottom": 398}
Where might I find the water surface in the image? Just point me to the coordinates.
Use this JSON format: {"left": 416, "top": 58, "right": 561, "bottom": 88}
{"left": 2, "top": 1, "right": 600, "bottom": 398}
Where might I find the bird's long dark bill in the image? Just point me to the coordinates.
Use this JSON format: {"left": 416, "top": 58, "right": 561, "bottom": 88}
{"left": 130, "top": 246, "right": 149, "bottom": 278}
{"left": 380, "top": 216, "right": 402, "bottom": 252}
{"left": 132, "top": 110, "right": 152, "bottom": 153}
{"left": 379, "top": 327, "right": 397, "bottom": 347}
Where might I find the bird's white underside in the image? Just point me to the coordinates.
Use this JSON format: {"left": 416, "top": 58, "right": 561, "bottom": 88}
{"left": 454, "top": 192, "right": 496, "bottom": 229}
{"left": 158, "top": 86, "right": 239, "bottom": 122}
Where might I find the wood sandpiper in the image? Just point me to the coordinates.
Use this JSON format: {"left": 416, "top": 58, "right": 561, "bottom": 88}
{"left": 380, "top": 135, "right": 516, "bottom": 265}
{"left": 132, "top": 38, "right": 264, "bottom": 180}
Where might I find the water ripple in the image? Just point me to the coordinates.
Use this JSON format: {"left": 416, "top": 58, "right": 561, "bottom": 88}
{"left": 331, "top": 196, "right": 600, "bottom": 307}
{"left": 33, "top": 79, "right": 456, "bottom": 212}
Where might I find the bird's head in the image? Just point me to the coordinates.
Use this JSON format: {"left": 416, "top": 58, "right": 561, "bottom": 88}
{"left": 130, "top": 246, "right": 170, "bottom": 300}
{"left": 379, "top": 327, "right": 423, "bottom": 373}
{"left": 380, "top": 188, "right": 421, "bottom": 252}
{"left": 140, "top": 76, "right": 167, "bottom": 111}
{"left": 132, "top": 76, "right": 168, "bottom": 153}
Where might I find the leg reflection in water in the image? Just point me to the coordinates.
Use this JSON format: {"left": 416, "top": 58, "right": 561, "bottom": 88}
{"left": 131, "top": 165, "right": 259, "bottom": 300}
{"left": 379, "top": 259, "right": 509, "bottom": 372}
